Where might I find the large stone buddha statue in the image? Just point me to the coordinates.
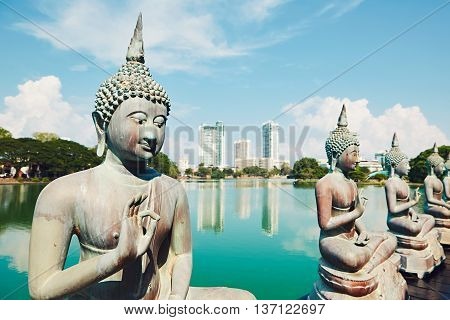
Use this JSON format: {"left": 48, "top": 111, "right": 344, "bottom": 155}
{"left": 28, "top": 14, "right": 255, "bottom": 300}
{"left": 310, "top": 105, "right": 406, "bottom": 300}
{"left": 423, "top": 143, "right": 450, "bottom": 245}
{"left": 384, "top": 133, "right": 444, "bottom": 278}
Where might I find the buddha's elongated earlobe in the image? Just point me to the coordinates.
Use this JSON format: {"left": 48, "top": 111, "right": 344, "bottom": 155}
{"left": 92, "top": 111, "right": 106, "bottom": 157}
{"left": 97, "top": 133, "right": 106, "bottom": 157}
{"left": 330, "top": 151, "right": 338, "bottom": 172}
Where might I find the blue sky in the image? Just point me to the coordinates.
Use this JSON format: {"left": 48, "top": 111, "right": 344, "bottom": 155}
{"left": 0, "top": 0, "right": 449, "bottom": 164}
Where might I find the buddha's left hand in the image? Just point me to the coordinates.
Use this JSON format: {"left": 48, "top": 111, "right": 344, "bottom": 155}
{"left": 355, "top": 231, "right": 370, "bottom": 246}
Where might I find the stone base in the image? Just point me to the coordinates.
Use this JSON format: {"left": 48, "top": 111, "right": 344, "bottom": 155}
{"left": 393, "top": 229, "right": 445, "bottom": 279}
{"left": 435, "top": 218, "right": 450, "bottom": 245}
{"left": 309, "top": 255, "right": 407, "bottom": 300}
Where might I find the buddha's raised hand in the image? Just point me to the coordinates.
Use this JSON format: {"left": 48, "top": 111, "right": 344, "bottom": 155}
{"left": 412, "top": 188, "right": 421, "bottom": 204}
{"left": 355, "top": 190, "right": 368, "bottom": 218}
{"left": 117, "top": 193, "right": 160, "bottom": 264}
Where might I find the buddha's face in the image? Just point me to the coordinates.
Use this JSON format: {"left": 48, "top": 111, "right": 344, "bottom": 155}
{"left": 434, "top": 162, "right": 445, "bottom": 176}
{"left": 336, "top": 145, "right": 360, "bottom": 172}
{"left": 106, "top": 98, "right": 167, "bottom": 162}
{"left": 395, "top": 159, "right": 410, "bottom": 177}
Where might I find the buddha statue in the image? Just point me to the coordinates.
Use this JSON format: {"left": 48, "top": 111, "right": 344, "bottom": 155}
{"left": 310, "top": 105, "right": 406, "bottom": 300}
{"left": 28, "top": 14, "right": 255, "bottom": 300}
{"left": 423, "top": 143, "right": 450, "bottom": 245}
{"left": 443, "top": 153, "right": 450, "bottom": 204}
{"left": 384, "top": 133, "right": 444, "bottom": 278}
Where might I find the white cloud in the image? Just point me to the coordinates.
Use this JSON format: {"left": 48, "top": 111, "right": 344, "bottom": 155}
{"left": 284, "top": 96, "right": 449, "bottom": 160}
{"left": 0, "top": 76, "right": 95, "bottom": 146}
{"left": 240, "top": 0, "right": 286, "bottom": 22}
{"left": 316, "top": 0, "right": 364, "bottom": 18}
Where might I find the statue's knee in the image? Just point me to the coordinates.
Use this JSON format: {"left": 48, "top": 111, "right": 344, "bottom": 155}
{"left": 344, "top": 251, "right": 365, "bottom": 272}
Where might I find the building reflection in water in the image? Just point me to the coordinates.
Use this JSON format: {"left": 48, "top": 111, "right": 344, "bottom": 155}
{"left": 197, "top": 181, "right": 225, "bottom": 233}
{"left": 261, "top": 181, "right": 279, "bottom": 236}
{"left": 234, "top": 180, "right": 256, "bottom": 220}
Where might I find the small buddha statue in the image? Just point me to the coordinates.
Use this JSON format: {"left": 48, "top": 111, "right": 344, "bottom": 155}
{"left": 28, "top": 14, "right": 255, "bottom": 300}
{"left": 443, "top": 153, "right": 450, "bottom": 204}
{"left": 310, "top": 105, "right": 406, "bottom": 300}
{"left": 424, "top": 143, "right": 450, "bottom": 245}
{"left": 384, "top": 133, "right": 444, "bottom": 278}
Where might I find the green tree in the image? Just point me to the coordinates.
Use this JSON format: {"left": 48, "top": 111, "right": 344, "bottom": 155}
{"left": 269, "top": 166, "right": 281, "bottom": 177}
{"left": 243, "top": 166, "right": 268, "bottom": 177}
{"left": 233, "top": 170, "right": 242, "bottom": 178}
{"left": 348, "top": 166, "right": 370, "bottom": 182}
{"left": 148, "top": 152, "right": 180, "bottom": 178}
{"left": 292, "top": 157, "right": 328, "bottom": 180}
{"left": 185, "top": 168, "right": 193, "bottom": 176}
{"left": 196, "top": 164, "right": 211, "bottom": 178}
{"left": 211, "top": 167, "right": 225, "bottom": 179}
{"left": 409, "top": 145, "right": 450, "bottom": 183}
{"left": 0, "top": 127, "right": 12, "bottom": 139}
{"left": 33, "top": 132, "right": 60, "bottom": 142}
{"left": 280, "top": 162, "right": 291, "bottom": 176}
{"left": 222, "top": 168, "right": 234, "bottom": 176}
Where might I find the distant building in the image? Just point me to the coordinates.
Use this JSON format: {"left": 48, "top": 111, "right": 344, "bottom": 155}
{"left": 236, "top": 158, "right": 257, "bottom": 170}
{"left": 317, "top": 159, "right": 329, "bottom": 169}
{"left": 359, "top": 160, "right": 383, "bottom": 173}
{"left": 375, "top": 150, "right": 387, "bottom": 168}
{"left": 199, "top": 121, "right": 225, "bottom": 168}
{"left": 262, "top": 121, "right": 279, "bottom": 160}
{"left": 234, "top": 139, "right": 250, "bottom": 161}
{"left": 177, "top": 158, "right": 189, "bottom": 175}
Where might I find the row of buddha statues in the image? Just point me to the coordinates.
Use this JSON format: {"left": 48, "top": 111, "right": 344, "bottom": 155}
{"left": 309, "top": 105, "right": 448, "bottom": 300}
{"left": 27, "top": 14, "right": 447, "bottom": 300}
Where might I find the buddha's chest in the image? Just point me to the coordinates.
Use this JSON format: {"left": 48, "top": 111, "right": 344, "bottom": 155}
{"left": 74, "top": 185, "right": 174, "bottom": 250}
{"left": 394, "top": 180, "right": 409, "bottom": 200}
{"left": 331, "top": 181, "right": 357, "bottom": 209}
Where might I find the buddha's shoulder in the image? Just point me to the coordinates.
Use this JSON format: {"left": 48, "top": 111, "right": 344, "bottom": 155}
{"left": 157, "top": 174, "right": 185, "bottom": 194}
{"left": 37, "top": 168, "right": 98, "bottom": 203}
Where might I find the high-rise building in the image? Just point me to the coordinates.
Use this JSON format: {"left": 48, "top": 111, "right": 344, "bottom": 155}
{"left": 262, "top": 121, "right": 279, "bottom": 160}
{"left": 234, "top": 139, "right": 250, "bottom": 163}
{"left": 199, "top": 121, "right": 225, "bottom": 167}
{"left": 260, "top": 121, "right": 279, "bottom": 169}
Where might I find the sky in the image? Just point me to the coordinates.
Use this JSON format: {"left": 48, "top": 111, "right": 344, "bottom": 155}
{"left": 0, "top": 0, "right": 449, "bottom": 166}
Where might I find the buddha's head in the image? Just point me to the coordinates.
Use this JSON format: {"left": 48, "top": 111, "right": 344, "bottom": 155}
{"left": 325, "top": 105, "right": 360, "bottom": 173}
{"left": 445, "top": 153, "right": 450, "bottom": 175}
{"left": 426, "top": 143, "right": 445, "bottom": 176}
{"left": 92, "top": 13, "right": 170, "bottom": 162}
{"left": 385, "top": 133, "right": 409, "bottom": 177}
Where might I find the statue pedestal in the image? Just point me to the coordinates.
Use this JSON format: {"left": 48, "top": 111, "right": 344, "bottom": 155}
{"left": 434, "top": 218, "right": 450, "bottom": 245}
{"left": 393, "top": 229, "right": 445, "bottom": 278}
{"left": 309, "top": 255, "right": 407, "bottom": 300}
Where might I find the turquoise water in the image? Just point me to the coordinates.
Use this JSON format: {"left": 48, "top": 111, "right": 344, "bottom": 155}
{"left": 0, "top": 180, "right": 423, "bottom": 299}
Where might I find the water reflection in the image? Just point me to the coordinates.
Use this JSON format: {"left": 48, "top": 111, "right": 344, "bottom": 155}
{"left": 197, "top": 181, "right": 225, "bottom": 233}
{"left": 0, "top": 184, "right": 44, "bottom": 275}
{"left": 235, "top": 180, "right": 256, "bottom": 220}
{"left": 261, "top": 181, "right": 279, "bottom": 236}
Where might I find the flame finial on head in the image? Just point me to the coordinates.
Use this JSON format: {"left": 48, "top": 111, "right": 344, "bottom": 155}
{"left": 337, "top": 104, "right": 348, "bottom": 127}
{"left": 392, "top": 132, "right": 399, "bottom": 148}
{"left": 126, "top": 13, "right": 145, "bottom": 63}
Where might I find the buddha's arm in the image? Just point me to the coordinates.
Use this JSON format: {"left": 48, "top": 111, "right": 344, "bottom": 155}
{"left": 316, "top": 184, "right": 363, "bottom": 231}
{"left": 425, "top": 180, "right": 450, "bottom": 209}
{"left": 168, "top": 189, "right": 192, "bottom": 300}
{"left": 384, "top": 182, "right": 416, "bottom": 214}
{"left": 444, "top": 178, "right": 450, "bottom": 200}
{"left": 29, "top": 217, "right": 124, "bottom": 299}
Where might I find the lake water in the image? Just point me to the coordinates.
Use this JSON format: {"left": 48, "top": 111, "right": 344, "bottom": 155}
{"left": 0, "top": 179, "right": 425, "bottom": 300}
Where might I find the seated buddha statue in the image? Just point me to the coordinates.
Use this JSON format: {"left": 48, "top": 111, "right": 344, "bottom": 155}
{"left": 310, "top": 105, "right": 406, "bottom": 300}
{"left": 384, "top": 133, "right": 444, "bottom": 278}
{"left": 424, "top": 144, "right": 450, "bottom": 245}
{"left": 28, "top": 14, "right": 255, "bottom": 300}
